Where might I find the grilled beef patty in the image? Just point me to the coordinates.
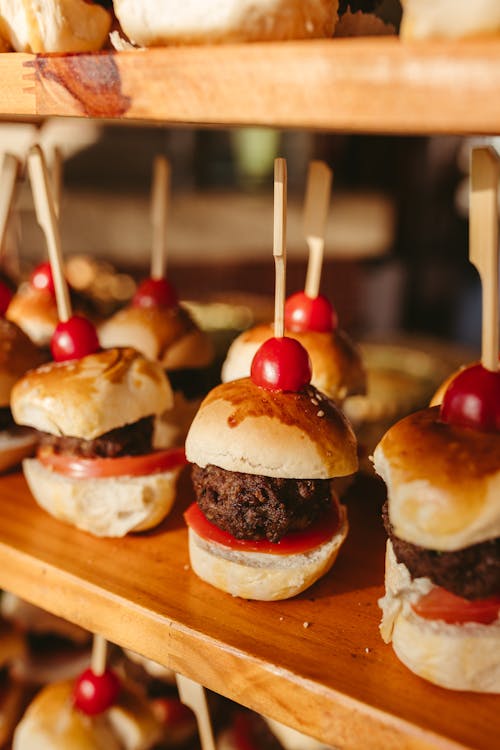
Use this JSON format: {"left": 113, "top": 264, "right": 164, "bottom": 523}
{"left": 38, "top": 416, "right": 154, "bottom": 459}
{"left": 383, "top": 502, "right": 500, "bottom": 600}
{"left": 191, "top": 463, "right": 332, "bottom": 543}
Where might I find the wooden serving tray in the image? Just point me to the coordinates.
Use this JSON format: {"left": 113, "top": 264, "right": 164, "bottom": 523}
{"left": 0, "top": 470, "right": 498, "bottom": 749}
{"left": 2, "top": 38, "right": 500, "bottom": 133}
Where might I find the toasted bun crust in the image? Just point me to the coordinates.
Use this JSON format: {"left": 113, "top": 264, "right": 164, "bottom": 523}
{"left": 186, "top": 378, "right": 357, "bottom": 479}
{"left": 13, "top": 679, "right": 163, "bottom": 750}
{"left": 0, "top": 429, "right": 37, "bottom": 473}
{"left": 188, "top": 504, "right": 347, "bottom": 600}
{"left": 0, "top": 319, "right": 46, "bottom": 405}
{"left": 7, "top": 287, "right": 58, "bottom": 347}
{"left": 379, "top": 542, "right": 500, "bottom": 693}
{"left": 12, "top": 347, "right": 173, "bottom": 440}
{"left": 373, "top": 406, "right": 500, "bottom": 551}
{"left": 400, "top": 0, "right": 500, "bottom": 40}
{"left": 114, "top": 0, "right": 338, "bottom": 46}
{"left": 222, "top": 324, "right": 366, "bottom": 402}
{"left": 22, "top": 457, "right": 182, "bottom": 537}
{"left": 99, "top": 305, "right": 214, "bottom": 370}
{"left": 0, "top": 0, "right": 111, "bottom": 53}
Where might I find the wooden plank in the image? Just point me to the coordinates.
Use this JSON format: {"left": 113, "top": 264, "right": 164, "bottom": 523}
{"left": 0, "top": 39, "right": 494, "bottom": 132}
{"left": 0, "top": 471, "right": 498, "bottom": 749}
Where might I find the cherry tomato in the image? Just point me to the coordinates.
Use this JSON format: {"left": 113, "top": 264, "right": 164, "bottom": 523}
{"left": 284, "top": 291, "right": 338, "bottom": 333}
{"left": 132, "top": 277, "right": 178, "bottom": 309}
{"left": 50, "top": 315, "right": 100, "bottom": 362}
{"left": 0, "top": 280, "right": 13, "bottom": 316}
{"left": 440, "top": 363, "right": 500, "bottom": 432}
{"left": 412, "top": 586, "right": 500, "bottom": 625}
{"left": 250, "top": 336, "right": 311, "bottom": 392}
{"left": 73, "top": 668, "right": 120, "bottom": 715}
{"left": 185, "top": 499, "right": 341, "bottom": 554}
{"left": 38, "top": 446, "right": 186, "bottom": 479}
{"left": 29, "top": 262, "right": 55, "bottom": 295}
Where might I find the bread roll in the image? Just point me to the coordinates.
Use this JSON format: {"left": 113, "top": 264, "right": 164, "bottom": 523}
{"left": 114, "top": 0, "right": 338, "bottom": 46}
{"left": 6, "top": 287, "right": 59, "bottom": 347}
{"left": 400, "top": 0, "right": 500, "bottom": 40}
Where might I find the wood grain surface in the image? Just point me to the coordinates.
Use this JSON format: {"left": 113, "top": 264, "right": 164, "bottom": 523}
{"left": 0, "top": 470, "right": 498, "bottom": 749}
{"left": 0, "top": 38, "right": 500, "bottom": 132}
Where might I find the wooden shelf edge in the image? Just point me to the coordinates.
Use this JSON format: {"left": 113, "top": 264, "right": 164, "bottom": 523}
{"left": 1, "top": 38, "right": 500, "bottom": 132}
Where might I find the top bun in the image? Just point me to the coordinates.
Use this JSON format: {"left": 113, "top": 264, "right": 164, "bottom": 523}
{"left": 373, "top": 406, "right": 500, "bottom": 551}
{"left": 222, "top": 324, "right": 365, "bottom": 402}
{"left": 99, "top": 305, "right": 214, "bottom": 371}
{"left": 400, "top": 0, "right": 500, "bottom": 40}
{"left": 186, "top": 378, "right": 357, "bottom": 479}
{"left": 7, "top": 287, "right": 59, "bottom": 347}
{"left": 114, "top": 0, "right": 338, "bottom": 46}
{"left": 0, "top": 319, "right": 46, "bottom": 407}
{"left": 12, "top": 347, "right": 173, "bottom": 440}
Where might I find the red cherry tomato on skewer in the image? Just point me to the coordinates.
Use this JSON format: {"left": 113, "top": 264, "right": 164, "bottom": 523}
{"left": 0, "top": 280, "right": 13, "bottom": 316}
{"left": 284, "top": 291, "right": 337, "bottom": 333}
{"left": 251, "top": 336, "right": 311, "bottom": 392}
{"left": 132, "top": 277, "right": 178, "bottom": 309}
{"left": 51, "top": 315, "right": 100, "bottom": 362}
{"left": 30, "top": 262, "right": 56, "bottom": 296}
{"left": 440, "top": 363, "right": 500, "bottom": 432}
{"left": 73, "top": 668, "right": 120, "bottom": 716}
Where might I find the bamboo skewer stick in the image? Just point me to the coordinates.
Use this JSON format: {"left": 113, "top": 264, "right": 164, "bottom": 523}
{"left": 27, "top": 145, "right": 71, "bottom": 322}
{"left": 0, "top": 153, "right": 21, "bottom": 257}
{"left": 470, "top": 146, "right": 500, "bottom": 372}
{"left": 150, "top": 155, "right": 171, "bottom": 280}
{"left": 176, "top": 674, "right": 216, "bottom": 750}
{"left": 91, "top": 633, "right": 108, "bottom": 676}
{"left": 51, "top": 146, "right": 63, "bottom": 219}
{"left": 273, "top": 157, "right": 287, "bottom": 338}
{"left": 303, "top": 161, "right": 333, "bottom": 299}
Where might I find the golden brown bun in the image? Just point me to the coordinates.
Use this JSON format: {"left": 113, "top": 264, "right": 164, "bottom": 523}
{"left": 379, "top": 542, "right": 500, "bottom": 693}
{"left": 0, "top": 678, "right": 26, "bottom": 748}
{"left": 222, "top": 324, "right": 366, "bottom": 402}
{"left": 114, "top": 0, "right": 338, "bottom": 46}
{"left": 373, "top": 406, "right": 500, "bottom": 551}
{"left": 189, "top": 504, "right": 348, "bottom": 601}
{"left": 13, "top": 678, "right": 163, "bottom": 750}
{"left": 99, "top": 305, "right": 214, "bottom": 371}
{"left": 22, "top": 457, "right": 182, "bottom": 537}
{"left": 0, "top": 319, "right": 46, "bottom": 406}
{"left": 186, "top": 378, "right": 358, "bottom": 479}
{"left": 0, "top": 0, "right": 111, "bottom": 53}
{"left": 0, "top": 428, "right": 37, "bottom": 474}
{"left": 400, "top": 0, "right": 500, "bottom": 40}
{"left": 12, "top": 347, "right": 173, "bottom": 440}
{"left": 7, "top": 287, "right": 59, "bottom": 347}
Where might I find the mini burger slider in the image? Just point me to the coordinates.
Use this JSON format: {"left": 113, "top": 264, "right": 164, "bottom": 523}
{"left": 11, "top": 347, "right": 186, "bottom": 537}
{"left": 374, "top": 364, "right": 500, "bottom": 692}
{"left": 185, "top": 336, "right": 357, "bottom": 601}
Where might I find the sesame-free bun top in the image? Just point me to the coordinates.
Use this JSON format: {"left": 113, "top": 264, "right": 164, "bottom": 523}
{"left": 6, "top": 287, "right": 59, "bottom": 347}
{"left": 98, "top": 305, "right": 214, "bottom": 371}
{"left": 186, "top": 378, "right": 357, "bottom": 479}
{"left": 373, "top": 406, "right": 500, "bottom": 552}
{"left": 11, "top": 347, "right": 173, "bottom": 440}
{"left": 222, "top": 323, "right": 366, "bottom": 402}
{"left": 0, "top": 319, "right": 46, "bottom": 407}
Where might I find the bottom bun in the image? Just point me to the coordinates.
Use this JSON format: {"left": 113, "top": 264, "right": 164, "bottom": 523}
{"left": 0, "top": 428, "right": 37, "bottom": 474}
{"left": 380, "top": 541, "right": 500, "bottom": 693}
{"left": 22, "top": 458, "right": 182, "bottom": 537}
{"left": 188, "top": 507, "right": 348, "bottom": 601}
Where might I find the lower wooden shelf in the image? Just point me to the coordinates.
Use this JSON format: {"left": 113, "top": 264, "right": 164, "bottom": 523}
{"left": 0, "top": 469, "right": 498, "bottom": 749}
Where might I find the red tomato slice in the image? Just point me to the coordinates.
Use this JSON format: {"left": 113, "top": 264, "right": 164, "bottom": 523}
{"left": 184, "top": 498, "right": 341, "bottom": 555}
{"left": 412, "top": 586, "right": 500, "bottom": 625}
{"left": 37, "top": 446, "right": 186, "bottom": 479}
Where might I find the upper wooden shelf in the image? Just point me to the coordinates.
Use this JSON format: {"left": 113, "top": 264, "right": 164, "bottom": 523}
{"left": 0, "top": 470, "right": 498, "bottom": 750}
{"left": 2, "top": 37, "right": 500, "bottom": 133}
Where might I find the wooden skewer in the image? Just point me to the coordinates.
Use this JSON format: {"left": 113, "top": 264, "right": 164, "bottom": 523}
{"left": 27, "top": 145, "right": 71, "bottom": 322}
{"left": 303, "top": 161, "right": 333, "bottom": 299}
{"left": 150, "top": 155, "right": 171, "bottom": 280}
{"left": 91, "top": 633, "right": 108, "bottom": 676}
{"left": 470, "top": 146, "right": 500, "bottom": 372}
{"left": 273, "top": 157, "right": 287, "bottom": 338}
{"left": 51, "top": 146, "right": 63, "bottom": 219}
{"left": 0, "top": 153, "right": 21, "bottom": 257}
{"left": 176, "top": 673, "right": 216, "bottom": 750}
